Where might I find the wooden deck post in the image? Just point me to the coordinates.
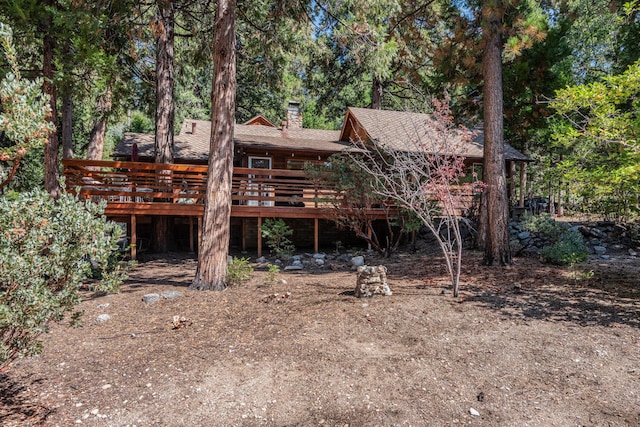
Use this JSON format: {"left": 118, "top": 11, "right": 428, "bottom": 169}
{"left": 257, "top": 217, "right": 262, "bottom": 258}
{"left": 314, "top": 218, "right": 319, "bottom": 253}
{"left": 130, "top": 214, "right": 137, "bottom": 260}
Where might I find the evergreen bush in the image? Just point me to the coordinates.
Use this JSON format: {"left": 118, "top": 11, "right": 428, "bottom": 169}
{"left": 540, "top": 230, "right": 589, "bottom": 265}
{"left": 227, "top": 257, "right": 254, "bottom": 285}
{"left": 0, "top": 190, "right": 127, "bottom": 369}
{"left": 260, "top": 218, "right": 295, "bottom": 259}
{"left": 523, "top": 213, "right": 588, "bottom": 265}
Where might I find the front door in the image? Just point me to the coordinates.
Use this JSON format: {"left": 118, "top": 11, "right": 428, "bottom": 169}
{"left": 247, "top": 156, "right": 273, "bottom": 206}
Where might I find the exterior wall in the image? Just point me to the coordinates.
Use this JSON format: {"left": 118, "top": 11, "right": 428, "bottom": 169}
{"left": 239, "top": 148, "right": 333, "bottom": 170}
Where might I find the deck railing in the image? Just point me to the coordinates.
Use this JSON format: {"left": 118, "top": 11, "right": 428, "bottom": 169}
{"left": 62, "top": 159, "right": 336, "bottom": 208}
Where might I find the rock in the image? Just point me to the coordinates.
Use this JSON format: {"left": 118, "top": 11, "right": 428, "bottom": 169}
{"left": 255, "top": 256, "right": 266, "bottom": 263}
{"left": 142, "top": 293, "right": 160, "bottom": 304}
{"left": 589, "top": 227, "right": 606, "bottom": 238}
{"left": 292, "top": 255, "right": 303, "bottom": 262}
{"left": 278, "top": 279, "right": 288, "bottom": 285}
{"left": 340, "top": 254, "right": 352, "bottom": 262}
{"left": 96, "top": 303, "right": 110, "bottom": 309}
{"left": 162, "top": 290, "right": 184, "bottom": 300}
{"left": 315, "top": 258, "right": 325, "bottom": 266}
{"left": 629, "top": 249, "right": 638, "bottom": 256}
{"left": 522, "top": 245, "right": 541, "bottom": 255}
{"left": 600, "top": 255, "right": 610, "bottom": 260}
{"left": 292, "top": 259, "right": 303, "bottom": 267}
{"left": 227, "top": 255, "right": 234, "bottom": 265}
{"left": 355, "top": 265, "right": 392, "bottom": 297}
{"left": 593, "top": 245, "right": 607, "bottom": 255}
{"left": 469, "top": 408, "right": 480, "bottom": 417}
{"left": 590, "top": 238, "right": 601, "bottom": 246}
{"left": 351, "top": 256, "right": 365, "bottom": 267}
{"left": 284, "top": 265, "right": 303, "bottom": 271}
{"left": 96, "top": 314, "right": 111, "bottom": 323}
{"left": 313, "top": 253, "right": 326, "bottom": 259}
{"left": 274, "top": 259, "right": 283, "bottom": 265}
{"left": 517, "top": 231, "right": 531, "bottom": 240}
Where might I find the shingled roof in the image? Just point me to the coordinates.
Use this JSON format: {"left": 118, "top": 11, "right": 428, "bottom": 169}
{"left": 114, "top": 108, "right": 530, "bottom": 163}
{"left": 113, "top": 119, "right": 350, "bottom": 162}
{"left": 341, "top": 107, "right": 530, "bottom": 162}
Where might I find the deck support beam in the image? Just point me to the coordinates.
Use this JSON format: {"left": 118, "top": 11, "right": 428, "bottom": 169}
{"left": 130, "top": 214, "right": 137, "bottom": 260}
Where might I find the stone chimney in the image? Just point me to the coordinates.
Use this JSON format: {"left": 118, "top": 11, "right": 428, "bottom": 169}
{"left": 285, "top": 100, "right": 302, "bottom": 129}
{"left": 191, "top": 122, "right": 197, "bottom": 134}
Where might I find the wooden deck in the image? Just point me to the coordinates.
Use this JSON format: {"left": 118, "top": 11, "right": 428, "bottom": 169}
{"left": 62, "top": 159, "right": 391, "bottom": 258}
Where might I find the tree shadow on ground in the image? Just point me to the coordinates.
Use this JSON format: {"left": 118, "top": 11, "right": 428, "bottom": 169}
{"left": 463, "top": 259, "right": 640, "bottom": 329}
{"left": 467, "top": 284, "right": 640, "bottom": 328}
{"left": 0, "top": 373, "right": 53, "bottom": 426}
{"left": 384, "top": 250, "right": 640, "bottom": 328}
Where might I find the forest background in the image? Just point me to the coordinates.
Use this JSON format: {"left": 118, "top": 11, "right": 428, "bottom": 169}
{"left": 0, "top": 0, "right": 638, "bottom": 221}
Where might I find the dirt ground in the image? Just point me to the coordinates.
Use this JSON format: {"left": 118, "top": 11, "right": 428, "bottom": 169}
{"left": 2, "top": 247, "right": 640, "bottom": 427}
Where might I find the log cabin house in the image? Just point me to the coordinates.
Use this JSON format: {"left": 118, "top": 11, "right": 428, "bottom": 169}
{"left": 62, "top": 102, "right": 529, "bottom": 259}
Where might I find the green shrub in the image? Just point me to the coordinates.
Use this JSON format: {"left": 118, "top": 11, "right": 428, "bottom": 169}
{"left": 540, "top": 230, "right": 589, "bottom": 265}
{"left": 265, "top": 264, "right": 280, "bottom": 286}
{"left": 522, "top": 213, "right": 588, "bottom": 265}
{"left": 0, "top": 190, "right": 127, "bottom": 369}
{"left": 523, "top": 213, "right": 568, "bottom": 239}
{"left": 260, "top": 218, "right": 295, "bottom": 259}
{"left": 227, "top": 257, "right": 253, "bottom": 286}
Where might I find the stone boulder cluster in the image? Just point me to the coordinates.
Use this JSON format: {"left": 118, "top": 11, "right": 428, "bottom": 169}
{"left": 510, "top": 219, "right": 639, "bottom": 259}
{"left": 254, "top": 252, "right": 368, "bottom": 271}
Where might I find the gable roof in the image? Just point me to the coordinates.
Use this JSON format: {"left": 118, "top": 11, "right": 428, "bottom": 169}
{"left": 243, "top": 114, "right": 277, "bottom": 127}
{"left": 114, "top": 108, "right": 530, "bottom": 163}
{"left": 114, "top": 119, "right": 350, "bottom": 162}
{"left": 341, "top": 107, "right": 530, "bottom": 162}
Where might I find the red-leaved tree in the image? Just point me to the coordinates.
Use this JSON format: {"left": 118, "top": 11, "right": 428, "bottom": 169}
{"left": 348, "top": 100, "right": 484, "bottom": 297}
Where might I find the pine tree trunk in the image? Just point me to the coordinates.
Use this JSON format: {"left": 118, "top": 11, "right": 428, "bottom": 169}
{"left": 153, "top": 0, "right": 175, "bottom": 253}
{"left": 62, "top": 95, "right": 73, "bottom": 159}
{"left": 191, "top": 0, "right": 236, "bottom": 291}
{"left": 43, "top": 22, "right": 60, "bottom": 198}
{"left": 154, "top": 0, "right": 175, "bottom": 165}
{"left": 86, "top": 89, "right": 112, "bottom": 161}
{"left": 480, "top": 4, "right": 511, "bottom": 266}
{"left": 371, "top": 76, "right": 383, "bottom": 109}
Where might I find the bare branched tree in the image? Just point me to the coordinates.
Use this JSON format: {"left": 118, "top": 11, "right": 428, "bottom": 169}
{"left": 306, "top": 153, "right": 419, "bottom": 258}
{"left": 347, "top": 100, "right": 484, "bottom": 297}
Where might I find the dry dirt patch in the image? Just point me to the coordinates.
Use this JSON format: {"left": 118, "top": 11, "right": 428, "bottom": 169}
{"left": 2, "top": 251, "right": 640, "bottom": 426}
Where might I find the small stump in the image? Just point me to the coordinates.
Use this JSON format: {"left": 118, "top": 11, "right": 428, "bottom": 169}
{"left": 355, "top": 265, "right": 392, "bottom": 297}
